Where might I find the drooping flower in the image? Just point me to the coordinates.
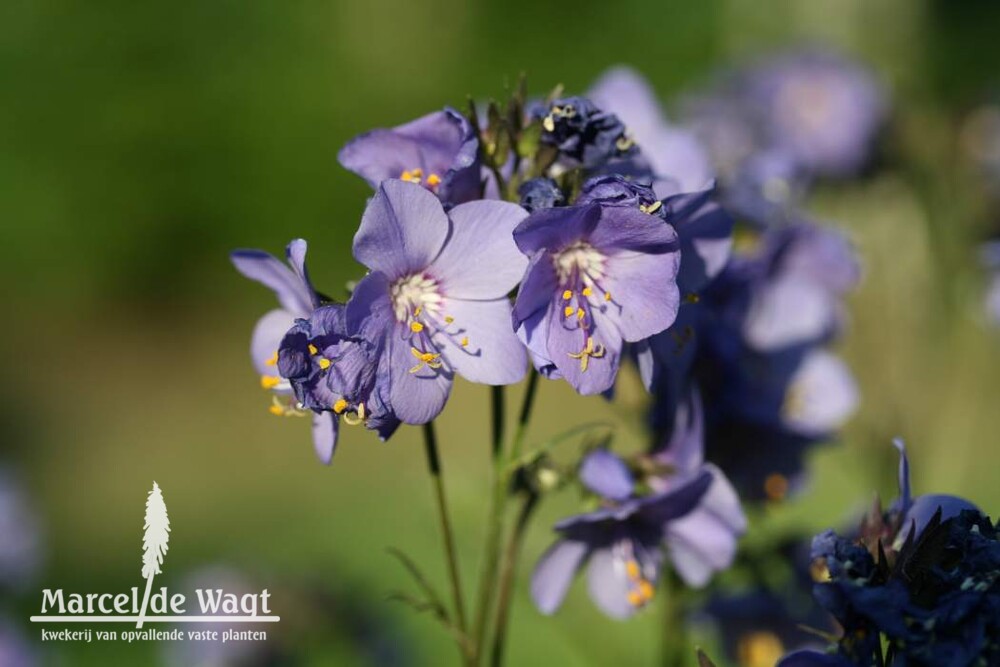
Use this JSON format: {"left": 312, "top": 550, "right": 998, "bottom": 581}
{"left": 530, "top": 449, "right": 712, "bottom": 619}
{"left": 346, "top": 179, "right": 529, "bottom": 424}
{"left": 588, "top": 66, "right": 715, "bottom": 197}
{"left": 512, "top": 202, "right": 681, "bottom": 395}
{"left": 338, "top": 108, "right": 481, "bottom": 207}
{"left": 536, "top": 96, "right": 637, "bottom": 169}
{"left": 647, "top": 389, "right": 747, "bottom": 587}
{"left": 231, "top": 240, "right": 341, "bottom": 463}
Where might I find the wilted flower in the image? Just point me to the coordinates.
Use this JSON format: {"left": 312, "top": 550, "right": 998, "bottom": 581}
{"left": 647, "top": 389, "right": 747, "bottom": 587}
{"left": 518, "top": 177, "right": 565, "bottom": 213}
{"left": 346, "top": 179, "right": 528, "bottom": 424}
{"left": 537, "top": 96, "right": 636, "bottom": 169}
{"left": 338, "top": 108, "right": 481, "bottom": 206}
{"left": 512, "top": 202, "right": 681, "bottom": 395}
{"left": 588, "top": 66, "right": 715, "bottom": 197}
{"left": 231, "top": 240, "right": 341, "bottom": 462}
{"left": 530, "top": 449, "right": 712, "bottom": 619}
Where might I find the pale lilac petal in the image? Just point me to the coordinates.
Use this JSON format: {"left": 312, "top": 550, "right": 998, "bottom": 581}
{"left": 579, "top": 450, "right": 634, "bottom": 501}
{"left": 588, "top": 205, "right": 680, "bottom": 254}
{"left": 433, "top": 298, "right": 526, "bottom": 385}
{"left": 782, "top": 350, "right": 858, "bottom": 436}
{"left": 251, "top": 309, "right": 296, "bottom": 379}
{"left": 311, "top": 412, "right": 339, "bottom": 465}
{"left": 353, "top": 180, "right": 450, "bottom": 280}
{"left": 512, "top": 251, "right": 559, "bottom": 331}
{"left": 387, "top": 333, "right": 452, "bottom": 424}
{"left": 338, "top": 130, "right": 425, "bottom": 188}
{"left": 588, "top": 66, "right": 664, "bottom": 145}
{"left": 743, "top": 276, "right": 838, "bottom": 351}
{"left": 586, "top": 546, "right": 647, "bottom": 620}
{"left": 513, "top": 204, "right": 602, "bottom": 255}
{"left": 547, "top": 300, "right": 622, "bottom": 395}
{"left": 429, "top": 200, "right": 528, "bottom": 299}
{"left": 530, "top": 539, "right": 590, "bottom": 615}
{"left": 643, "top": 127, "right": 715, "bottom": 196}
{"left": 285, "top": 239, "right": 320, "bottom": 309}
{"left": 345, "top": 272, "right": 394, "bottom": 341}
{"left": 655, "top": 389, "right": 705, "bottom": 474}
{"left": 599, "top": 251, "right": 680, "bottom": 342}
{"left": 231, "top": 250, "right": 313, "bottom": 317}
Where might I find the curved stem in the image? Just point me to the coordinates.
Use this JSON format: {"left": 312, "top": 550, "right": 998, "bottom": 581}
{"left": 489, "top": 492, "right": 539, "bottom": 667}
{"left": 421, "top": 421, "right": 470, "bottom": 663}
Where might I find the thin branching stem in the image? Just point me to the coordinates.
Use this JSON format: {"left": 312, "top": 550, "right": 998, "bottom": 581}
{"left": 489, "top": 492, "right": 539, "bottom": 667}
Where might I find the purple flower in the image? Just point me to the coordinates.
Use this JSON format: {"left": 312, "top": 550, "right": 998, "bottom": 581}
{"left": 577, "top": 174, "right": 663, "bottom": 216}
{"left": 537, "top": 96, "right": 636, "bottom": 169}
{"left": 517, "top": 177, "right": 565, "bottom": 213}
{"left": 722, "top": 149, "right": 807, "bottom": 227}
{"left": 0, "top": 619, "right": 37, "bottom": 667}
{"left": 776, "top": 650, "right": 852, "bottom": 667}
{"left": 512, "top": 203, "right": 681, "bottom": 395}
{"left": 589, "top": 66, "right": 715, "bottom": 197}
{"left": 346, "top": 180, "right": 529, "bottom": 424}
{"left": 530, "top": 449, "right": 712, "bottom": 619}
{"left": 338, "top": 108, "right": 481, "bottom": 206}
{"left": 231, "top": 240, "right": 341, "bottom": 464}
{"left": 649, "top": 390, "right": 747, "bottom": 587}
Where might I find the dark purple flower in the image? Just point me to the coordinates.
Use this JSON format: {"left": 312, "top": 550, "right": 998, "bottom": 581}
{"left": 347, "top": 180, "right": 529, "bottom": 424}
{"left": 231, "top": 240, "right": 341, "bottom": 463}
{"left": 648, "top": 389, "right": 747, "bottom": 587}
{"left": 530, "top": 450, "right": 712, "bottom": 619}
{"left": 517, "top": 177, "right": 565, "bottom": 213}
{"left": 721, "top": 149, "right": 807, "bottom": 227}
{"left": 588, "top": 67, "right": 715, "bottom": 197}
{"left": 577, "top": 174, "right": 663, "bottom": 216}
{"left": 776, "top": 650, "right": 852, "bottom": 667}
{"left": 512, "top": 203, "right": 681, "bottom": 395}
{"left": 537, "top": 96, "right": 636, "bottom": 169}
{"left": 338, "top": 108, "right": 481, "bottom": 206}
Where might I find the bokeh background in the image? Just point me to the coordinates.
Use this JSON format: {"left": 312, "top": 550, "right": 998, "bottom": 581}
{"left": 3, "top": 0, "right": 1000, "bottom": 664}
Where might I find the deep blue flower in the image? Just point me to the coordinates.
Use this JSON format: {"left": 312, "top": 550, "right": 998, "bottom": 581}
{"left": 517, "top": 177, "right": 565, "bottom": 212}
{"left": 338, "top": 107, "right": 481, "bottom": 207}
{"left": 530, "top": 449, "right": 712, "bottom": 619}
{"left": 776, "top": 649, "right": 853, "bottom": 667}
{"left": 537, "top": 96, "right": 636, "bottom": 169}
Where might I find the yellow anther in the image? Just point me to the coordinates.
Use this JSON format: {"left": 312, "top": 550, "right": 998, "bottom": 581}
{"left": 268, "top": 404, "right": 284, "bottom": 416}
{"left": 318, "top": 358, "right": 331, "bottom": 370}
{"left": 308, "top": 344, "right": 318, "bottom": 356}
{"left": 542, "top": 115, "right": 555, "bottom": 132}
{"left": 400, "top": 168, "right": 424, "bottom": 183}
{"left": 625, "top": 560, "right": 641, "bottom": 581}
{"left": 333, "top": 398, "right": 348, "bottom": 415}
{"left": 410, "top": 322, "right": 424, "bottom": 333}
{"left": 461, "top": 336, "right": 469, "bottom": 347}
{"left": 616, "top": 135, "right": 635, "bottom": 152}
{"left": 426, "top": 173, "right": 442, "bottom": 187}
{"left": 604, "top": 291, "right": 612, "bottom": 301}
{"left": 445, "top": 315, "right": 454, "bottom": 324}
{"left": 576, "top": 307, "right": 585, "bottom": 320}
{"left": 639, "top": 201, "right": 662, "bottom": 215}
{"left": 627, "top": 591, "right": 644, "bottom": 607}
{"left": 414, "top": 306, "right": 423, "bottom": 317}
{"left": 265, "top": 351, "right": 278, "bottom": 367}
{"left": 409, "top": 347, "right": 443, "bottom": 373}
{"left": 260, "top": 375, "right": 281, "bottom": 390}
{"left": 764, "top": 473, "right": 789, "bottom": 501}
{"left": 562, "top": 290, "right": 573, "bottom": 300}
{"left": 738, "top": 632, "right": 785, "bottom": 667}
{"left": 564, "top": 305, "right": 574, "bottom": 318}
{"left": 810, "top": 558, "right": 831, "bottom": 583}
{"left": 582, "top": 286, "right": 593, "bottom": 297}
{"left": 637, "top": 580, "right": 654, "bottom": 601}
{"left": 567, "top": 337, "right": 605, "bottom": 372}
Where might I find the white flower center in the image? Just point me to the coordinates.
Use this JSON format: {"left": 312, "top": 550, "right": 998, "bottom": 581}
{"left": 554, "top": 241, "right": 606, "bottom": 284}
{"left": 390, "top": 273, "right": 443, "bottom": 322}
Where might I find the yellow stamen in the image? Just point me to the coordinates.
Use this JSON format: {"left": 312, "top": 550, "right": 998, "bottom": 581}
{"left": 542, "top": 115, "right": 555, "bottom": 132}
{"left": 461, "top": 336, "right": 469, "bottom": 347}
{"left": 625, "top": 560, "right": 641, "bottom": 581}
{"left": 414, "top": 306, "right": 423, "bottom": 317}
{"left": 564, "top": 305, "right": 574, "bottom": 318}
{"left": 810, "top": 558, "right": 831, "bottom": 583}
{"left": 400, "top": 168, "right": 424, "bottom": 183}
{"left": 604, "top": 291, "right": 612, "bottom": 302}
{"left": 308, "top": 344, "right": 318, "bottom": 356}
{"left": 562, "top": 290, "right": 573, "bottom": 300}
{"left": 737, "top": 632, "right": 785, "bottom": 667}
{"left": 410, "top": 322, "right": 424, "bottom": 333}
{"left": 637, "top": 580, "right": 654, "bottom": 601}
{"left": 426, "top": 173, "right": 442, "bottom": 187}
{"left": 567, "top": 337, "right": 605, "bottom": 372}
{"left": 627, "top": 591, "right": 643, "bottom": 607}
{"left": 639, "top": 201, "right": 662, "bottom": 215}
{"left": 268, "top": 404, "right": 284, "bottom": 416}
{"left": 409, "top": 347, "right": 443, "bottom": 373}
{"left": 260, "top": 375, "right": 281, "bottom": 390}
{"left": 582, "top": 286, "right": 593, "bottom": 297}
{"left": 318, "top": 358, "right": 331, "bottom": 370}
{"left": 576, "top": 307, "right": 585, "bottom": 320}
{"left": 764, "top": 473, "right": 788, "bottom": 501}
{"left": 333, "top": 398, "right": 348, "bottom": 415}
{"left": 265, "top": 351, "right": 278, "bottom": 367}
{"left": 445, "top": 315, "right": 454, "bottom": 324}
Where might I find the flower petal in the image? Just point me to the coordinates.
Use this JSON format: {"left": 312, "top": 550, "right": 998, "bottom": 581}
{"left": 513, "top": 204, "right": 602, "bottom": 255}
{"left": 579, "top": 450, "right": 634, "bottom": 501}
{"left": 434, "top": 298, "right": 526, "bottom": 385}
{"left": 251, "top": 309, "right": 296, "bottom": 378}
{"left": 285, "top": 239, "right": 320, "bottom": 309}
{"left": 353, "top": 180, "right": 450, "bottom": 280}
{"left": 588, "top": 204, "right": 680, "bottom": 254}
{"left": 599, "top": 250, "right": 680, "bottom": 342}
{"left": 338, "top": 130, "right": 425, "bottom": 188}
{"left": 547, "top": 299, "right": 622, "bottom": 395}
{"left": 231, "top": 249, "right": 313, "bottom": 317}
{"left": 585, "top": 545, "right": 646, "bottom": 620}
{"left": 387, "top": 333, "right": 452, "bottom": 424}
{"left": 311, "top": 412, "right": 339, "bottom": 465}
{"left": 429, "top": 200, "right": 528, "bottom": 299}
{"left": 530, "top": 539, "right": 590, "bottom": 615}
{"left": 512, "top": 251, "right": 559, "bottom": 332}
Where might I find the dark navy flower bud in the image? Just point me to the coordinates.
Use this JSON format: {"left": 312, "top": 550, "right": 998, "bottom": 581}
{"left": 538, "top": 96, "right": 636, "bottom": 169}
{"left": 518, "top": 178, "right": 565, "bottom": 212}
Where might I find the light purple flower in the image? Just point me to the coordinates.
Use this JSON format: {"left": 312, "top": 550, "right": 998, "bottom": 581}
{"left": 0, "top": 469, "right": 43, "bottom": 591}
{"left": 649, "top": 390, "right": 747, "bottom": 587}
{"left": 230, "top": 240, "right": 339, "bottom": 463}
{"left": 530, "top": 449, "right": 712, "bottom": 619}
{"left": 512, "top": 203, "right": 681, "bottom": 395}
{"left": 338, "top": 108, "right": 481, "bottom": 206}
{"left": 589, "top": 66, "right": 715, "bottom": 197}
{"left": 346, "top": 180, "right": 529, "bottom": 424}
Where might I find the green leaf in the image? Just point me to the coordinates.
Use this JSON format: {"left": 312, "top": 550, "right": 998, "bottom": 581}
{"left": 696, "top": 648, "right": 719, "bottom": 667}
{"left": 385, "top": 546, "right": 449, "bottom": 616}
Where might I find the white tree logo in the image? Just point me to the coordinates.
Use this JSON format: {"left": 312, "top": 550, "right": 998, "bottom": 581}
{"left": 136, "top": 481, "right": 170, "bottom": 629}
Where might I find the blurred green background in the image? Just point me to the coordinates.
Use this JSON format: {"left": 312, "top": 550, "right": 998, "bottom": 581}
{"left": 3, "top": 0, "right": 1000, "bottom": 664}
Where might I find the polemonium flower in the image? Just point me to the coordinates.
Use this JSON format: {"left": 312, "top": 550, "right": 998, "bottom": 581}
{"left": 588, "top": 66, "right": 715, "bottom": 197}
{"left": 512, "top": 203, "right": 681, "bottom": 395}
{"left": 722, "top": 149, "right": 806, "bottom": 227}
{"left": 338, "top": 108, "right": 481, "bottom": 206}
{"left": 530, "top": 450, "right": 712, "bottom": 619}
{"left": 231, "top": 240, "right": 340, "bottom": 463}
{"left": 744, "top": 51, "right": 887, "bottom": 179}
{"left": 537, "top": 97, "right": 636, "bottom": 169}
{"left": 648, "top": 390, "right": 746, "bottom": 587}
{"left": 346, "top": 180, "right": 529, "bottom": 424}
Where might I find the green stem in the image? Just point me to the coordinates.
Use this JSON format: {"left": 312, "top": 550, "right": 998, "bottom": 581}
{"left": 489, "top": 492, "right": 539, "bottom": 667}
{"left": 421, "top": 421, "right": 470, "bottom": 663}
{"left": 510, "top": 369, "right": 540, "bottom": 462}
{"left": 660, "top": 571, "right": 686, "bottom": 667}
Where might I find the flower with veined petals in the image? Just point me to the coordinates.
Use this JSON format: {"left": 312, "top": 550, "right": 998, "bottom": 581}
{"left": 338, "top": 108, "right": 481, "bottom": 207}
{"left": 530, "top": 449, "right": 712, "bottom": 619}
{"left": 512, "top": 203, "right": 681, "bottom": 395}
{"left": 345, "top": 179, "right": 529, "bottom": 424}
{"left": 231, "top": 239, "right": 341, "bottom": 463}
